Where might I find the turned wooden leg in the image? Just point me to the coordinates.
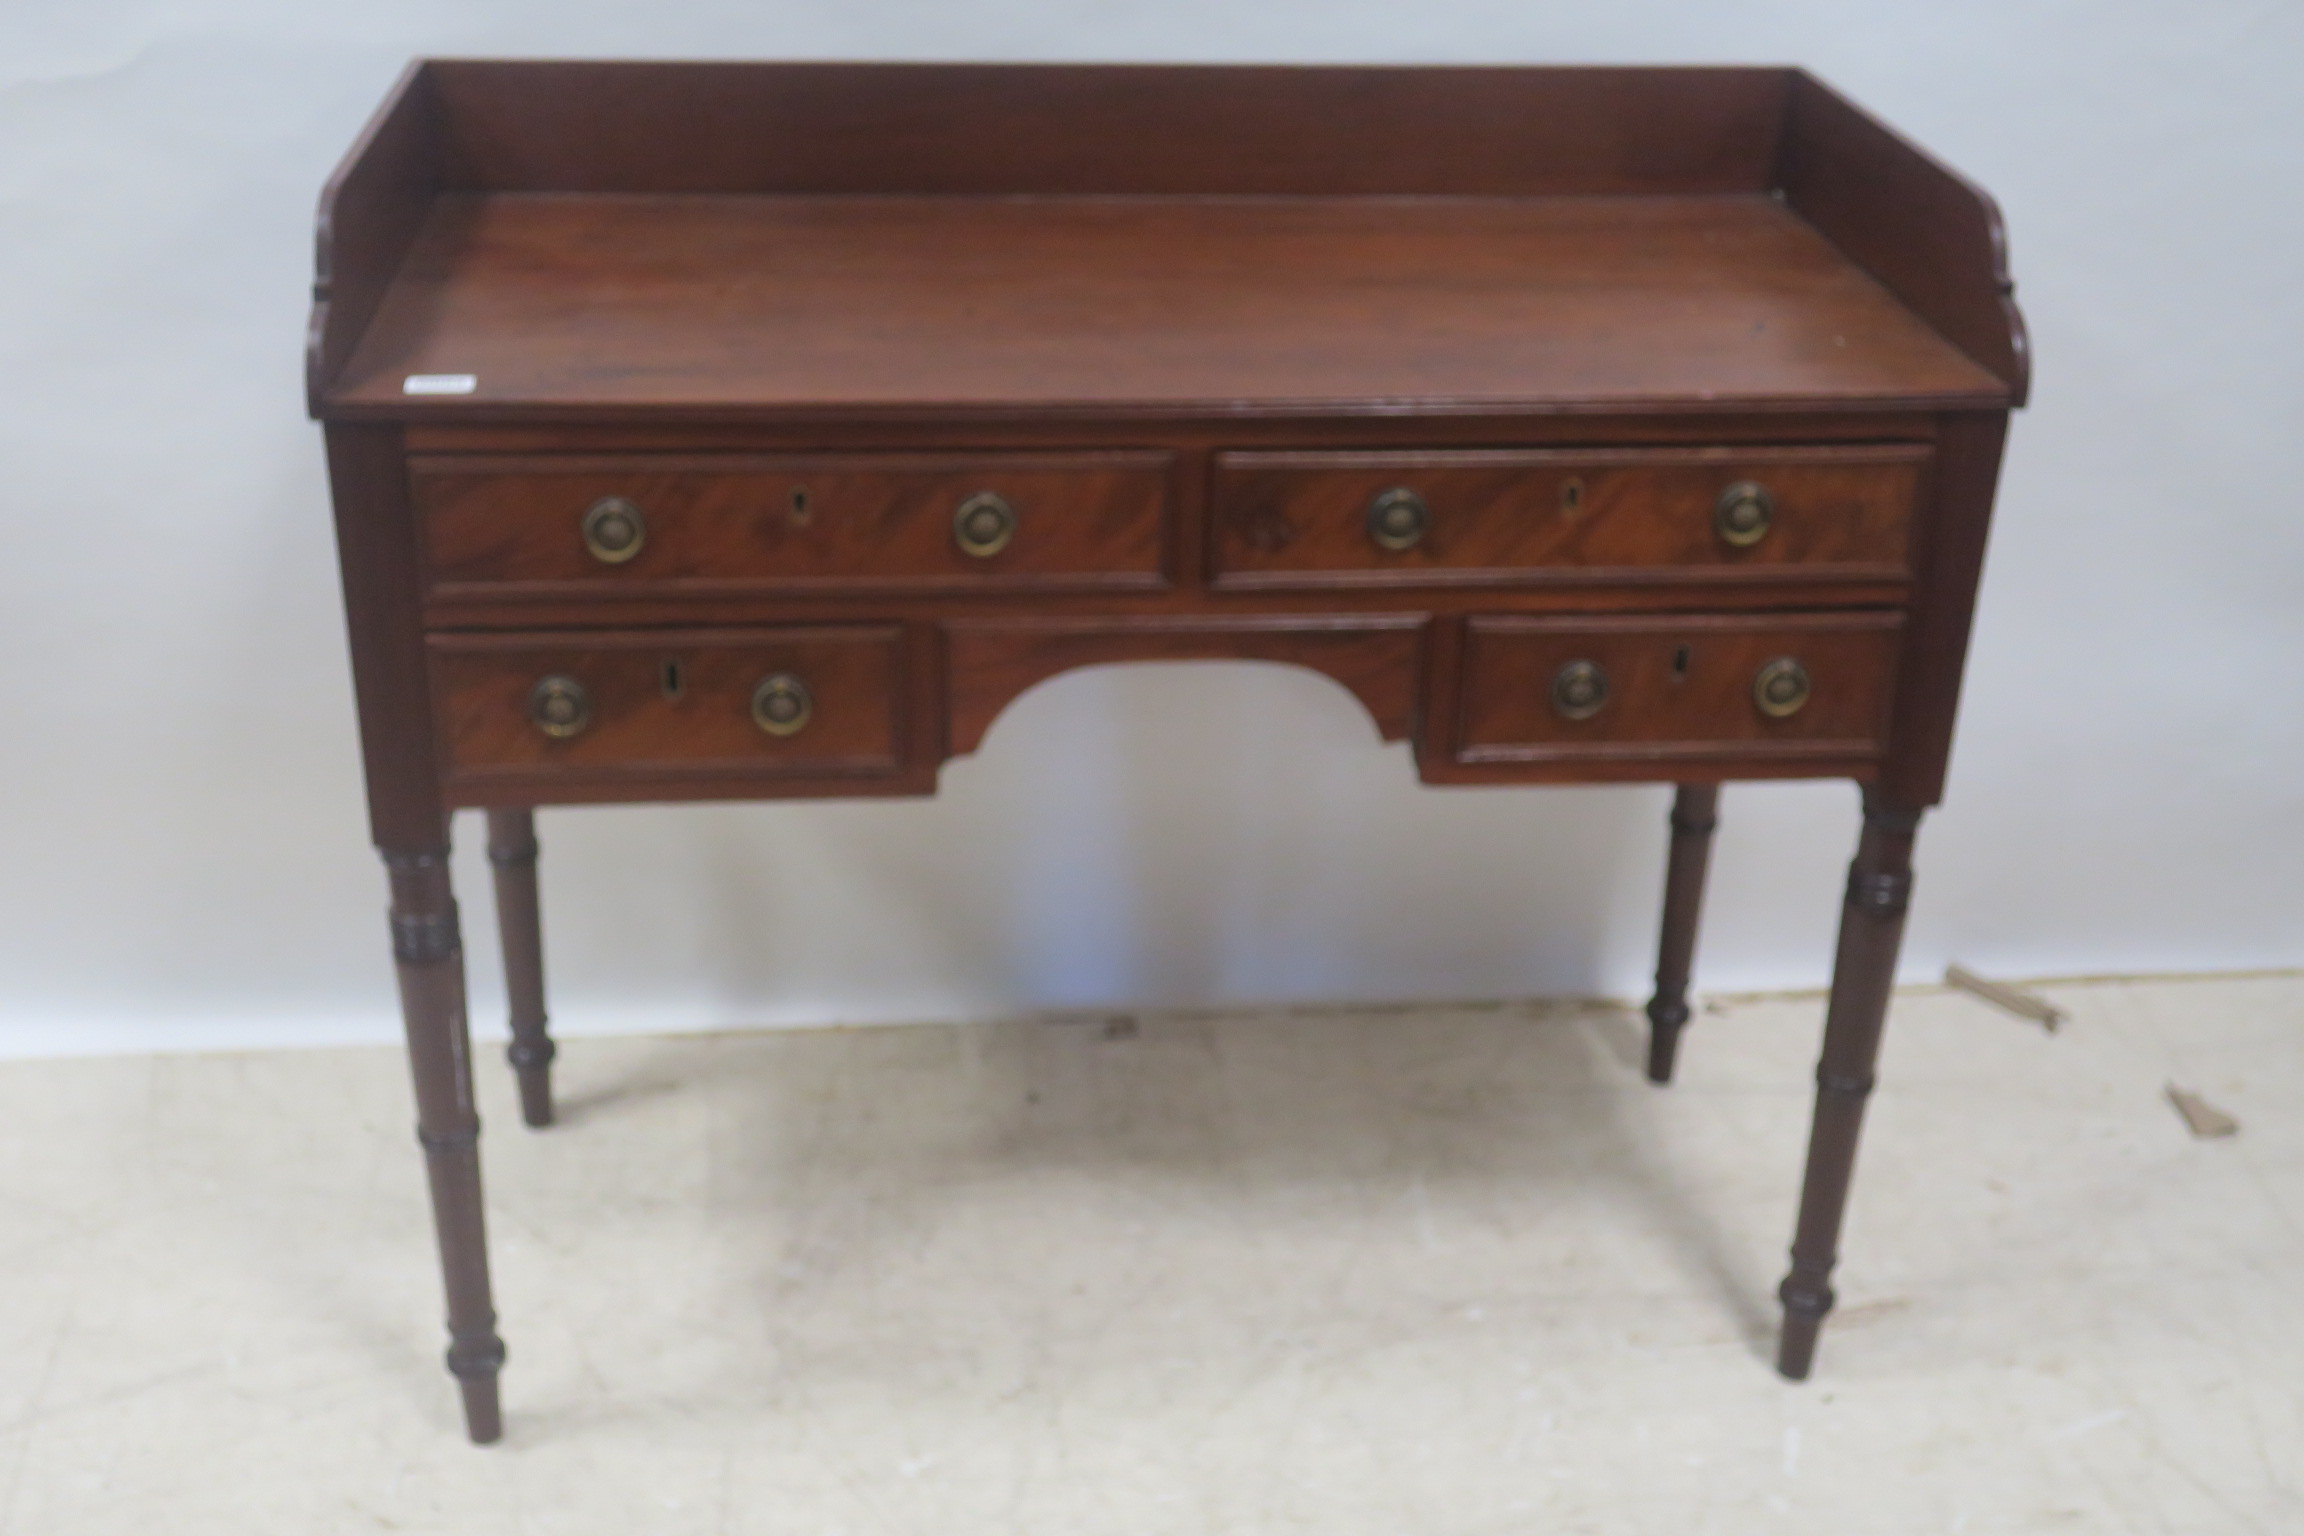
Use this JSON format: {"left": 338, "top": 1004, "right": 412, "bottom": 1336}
{"left": 486, "top": 809, "right": 556, "bottom": 1128}
{"left": 1645, "top": 783, "right": 1720, "bottom": 1084}
{"left": 385, "top": 843, "right": 507, "bottom": 1443}
{"left": 1776, "top": 794, "right": 1922, "bottom": 1380}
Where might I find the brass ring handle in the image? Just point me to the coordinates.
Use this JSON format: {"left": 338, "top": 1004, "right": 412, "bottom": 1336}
{"left": 1714, "top": 481, "right": 1775, "bottom": 548}
{"left": 1551, "top": 659, "right": 1610, "bottom": 721}
{"left": 1753, "top": 657, "right": 1812, "bottom": 718}
{"left": 581, "top": 496, "right": 647, "bottom": 563}
{"left": 953, "top": 491, "right": 1017, "bottom": 558}
{"left": 750, "top": 673, "right": 813, "bottom": 736}
{"left": 1366, "top": 486, "right": 1430, "bottom": 552}
{"left": 528, "top": 675, "right": 591, "bottom": 739}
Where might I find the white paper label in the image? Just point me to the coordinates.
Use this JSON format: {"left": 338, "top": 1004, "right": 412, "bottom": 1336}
{"left": 403, "top": 373, "right": 477, "bottom": 395}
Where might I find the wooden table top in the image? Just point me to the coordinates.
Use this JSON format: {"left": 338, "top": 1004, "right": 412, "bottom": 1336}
{"left": 330, "top": 191, "right": 2006, "bottom": 419}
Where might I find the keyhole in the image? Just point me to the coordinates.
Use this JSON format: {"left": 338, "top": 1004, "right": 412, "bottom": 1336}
{"left": 1669, "top": 643, "right": 1693, "bottom": 683}
{"left": 1561, "top": 477, "right": 1585, "bottom": 515}
{"left": 662, "top": 659, "right": 684, "bottom": 700}
{"left": 789, "top": 487, "right": 811, "bottom": 525}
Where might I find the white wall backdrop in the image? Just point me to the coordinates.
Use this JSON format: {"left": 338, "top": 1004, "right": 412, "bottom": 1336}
{"left": 1, "top": 1, "right": 2298, "bottom": 1057}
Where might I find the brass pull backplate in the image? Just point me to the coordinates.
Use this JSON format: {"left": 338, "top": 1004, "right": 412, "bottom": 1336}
{"left": 1753, "top": 657, "right": 1812, "bottom": 718}
{"left": 1551, "top": 659, "right": 1610, "bottom": 720}
{"left": 1366, "top": 486, "right": 1430, "bottom": 552}
{"left": 1714, "top": 480, "right": 1774, "bottom": 548}
{"left": 528, "top": 675, "right": 591, "bottom": 739}
{"left": 953, "top": 491, "right": 1017, "bottom": 558}
{"left": 581, "top": 496, "right": 647, "bottom": 563}
{"left": 750, "top": 673, "right": 813, "bottom": 736}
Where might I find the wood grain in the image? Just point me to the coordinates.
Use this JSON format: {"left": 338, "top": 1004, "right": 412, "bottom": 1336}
{"left": 1879, "top": 411, "right": 2010, "bottom": 806}
{"left": 1452, "top": 612, "right": 1902, "bottom": 766}
{"left": 330, "top": 193, "right": 2005, "bottom": 416}
{"left": 309, "top": 62, "right": 439, "bottom": 412}
{"left": 324, "top": 423, "right": 445, "bottom": 848}
{"left": 1779, "top": 72, "right": 2029, "bottom": 404}
{"left": 430, "top": 626, "right": 907, "bottom": 783}
{"left": 424, "top": 61, "right": 1790, "bottom": 198}
{"left": 416, "top": 451, "right": 1170, "bottom": 599}
{"left": 1212, "top": 445, "right": 1926, "bottom": 590}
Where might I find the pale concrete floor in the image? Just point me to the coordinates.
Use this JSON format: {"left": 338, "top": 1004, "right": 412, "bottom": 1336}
{"left": 2, "top": 974, "right": 2298, "bottom": 1534}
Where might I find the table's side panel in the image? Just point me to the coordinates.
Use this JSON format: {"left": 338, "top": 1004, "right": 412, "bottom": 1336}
{"left": 326, "top": 424, "right": 450, "bottom": 847}
{"left": 1877, "top": 410, "right": 2011, "bottom": 808}
{"left": 1777, "top": 73, "right": 2029, "bottom": 406}
{"left": 421, "top": 61, "right": 1791, "bottom": 198}
{"left": 309, "top": 62, "right": 444, "bottom": 414}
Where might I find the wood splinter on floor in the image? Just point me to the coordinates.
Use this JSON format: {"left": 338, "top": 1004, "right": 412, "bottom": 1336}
{"left": 1944, "top": 963, "right": 2068, "bottom": 1032}
{"left": 2165, "top": 1085, "right": 2240, "bottom": 1140}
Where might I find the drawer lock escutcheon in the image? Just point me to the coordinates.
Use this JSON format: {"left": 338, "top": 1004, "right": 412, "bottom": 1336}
{"left": 1551, "top": 659, "right": 1610, "bottom": 721}
{"left": 1753, "top": 657, "right": 1813, "bottom": 718}
{"left": 1366, "top": 487, "right": 1430, "bottom": 552}
{"left": 528, "top": 675, "right": 592, "bottom": 739}
{"left": 580, "top": 497, "right": 648, "bottom": 564}
{"left": 953, "top": 491, "right": 1018, "bottom": 558}
{"left": 1714, "top": 481, "right": 1775, "bottom": 548}
{"left": 750, "top": 673, "right": 813, "bottom": 736}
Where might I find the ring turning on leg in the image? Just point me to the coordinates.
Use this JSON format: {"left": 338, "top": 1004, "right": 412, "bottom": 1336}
{"left": 386, "top": 842, "right": 507, "bottom": 1443}
{"left": 486, "top": 809, "right": 557, "bottom": 1128}
{"left": 1775, "top": 795, "right": 1923, "bottom": 1380}
{"left": 1645, "top": 783, "right": 1720, "bottom": 1084}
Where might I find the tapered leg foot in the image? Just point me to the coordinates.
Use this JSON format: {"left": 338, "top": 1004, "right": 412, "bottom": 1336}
{"left": 1775, "top": 1282, "right": 1829, "bottom": 1380}
{"left": 1645, "top": 1006, "right": 1689, "bottom": 1084}
{"left": 387, "top": 842, "right": 508, "bottom": 1443}
{"left": 1774, "top": 793, "right": 1923, "bottom": 1381}
{"left": 1645, "top": 784, "right": 1720, "bottom": 1084}
{"left": 452, "top": 1350, "right": 506, "bottom": 1444}
{"left": 486, "top": 809, "right": 556, "bottom": 1128}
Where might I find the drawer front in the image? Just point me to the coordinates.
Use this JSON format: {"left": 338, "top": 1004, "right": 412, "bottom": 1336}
{"left": 1453, "top": 613, "right": 1902, "bottom": 765}
{"left": 431, "top": 627, "right": 905, "bottom": 778}
{"left": 415, "top": 453, "right": 1171, "bottom": 597}
{"left": 1212, "top": 446, "right": 1926, "bottom": 589}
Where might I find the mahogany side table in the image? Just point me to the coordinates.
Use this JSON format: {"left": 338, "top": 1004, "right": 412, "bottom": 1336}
{"left": 309, "top": 61, "right": 2026, "bottom": 1441}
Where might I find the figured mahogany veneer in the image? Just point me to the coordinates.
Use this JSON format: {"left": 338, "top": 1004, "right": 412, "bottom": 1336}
{"left": 430, "top": 626, "right": 908, "bottom": 789}
{"left": 312, "top": 61, "right": 2025, "bottom": 1441}
{"left": 1212, "top": 445, "right": 1927, "bottom": 590}
{"left": 416, "top": 452, "right": 1173, "bottom": 600}
{"left": 1453, "top": 612, "right": 1903, "bottom": 768}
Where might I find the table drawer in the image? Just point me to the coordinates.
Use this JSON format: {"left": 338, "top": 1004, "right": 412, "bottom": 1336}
{"left": 430, "top": 627, "right": 905, "bottom": 778}
{"left": 1452, "top": 613, "right": 1902, "bottom": 766}
{"left": 1212, "top": 446, "right": 1926, "bottom": 589}
{"left": 415, "top": 453, "right": 1171, "bottom": 598}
